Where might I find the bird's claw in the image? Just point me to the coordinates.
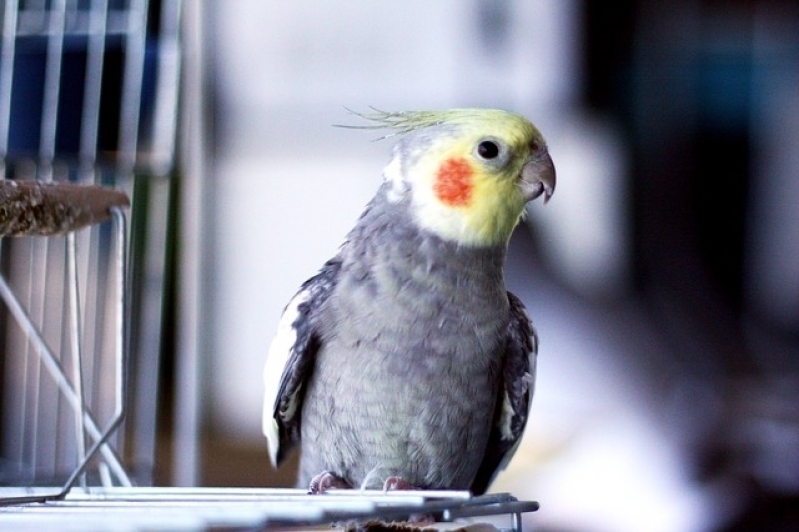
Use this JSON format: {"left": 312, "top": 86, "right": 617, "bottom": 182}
{"left": 308, "top": 471, "right": 352, "bottom": 494}
{"left": 382, "top": 476, "right": 419, "bottom": 492}
{"left": 381, "top": 477, "right": 436, "bottom": 522}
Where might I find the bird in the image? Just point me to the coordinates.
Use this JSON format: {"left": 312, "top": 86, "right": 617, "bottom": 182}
{"left": 262, "top": 108, "right": 555, "bottom": 495}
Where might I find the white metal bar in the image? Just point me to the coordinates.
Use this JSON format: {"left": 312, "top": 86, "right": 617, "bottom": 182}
{"left": 33, "top": 0, "right": 67, "bottom": 480}
{"left": 38, "top": 0, "right": 67, "bottom": 172}
{"left": 116, "top": 0, "right": 149, "bottom": 174}
{"left": 16, "top": 10, "right": 135, "bottom": 37}
{"left": 25, "top": 238, "right": 50, "bottom": 479}
{"left": 78, "top": 0, "right": 109, "bottom": 175}
{"left": 0, "top": 0, "right": 19, "bottom": 166}
{"left": 147, "top": 0, "right": 182, "bottom": 176}
{"left": 0, "top": 488, "right": 537, "bottom": 531}
{"left": 66, "top": 232, "right": 88, "bottom": 488}
{"left": 173, "top": 0, "right": 205, "bottom": 487}
{"left": 112, "top": 206, "right": 128, "bottom": 439}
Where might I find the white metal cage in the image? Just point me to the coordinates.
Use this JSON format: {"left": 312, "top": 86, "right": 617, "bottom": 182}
{"left": 0, "top": 0, "right": 180, "bottom": 494}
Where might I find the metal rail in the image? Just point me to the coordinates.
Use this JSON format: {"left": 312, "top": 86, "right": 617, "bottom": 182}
{"left": 0, "top": 488, "right": 539, "bottom": 531}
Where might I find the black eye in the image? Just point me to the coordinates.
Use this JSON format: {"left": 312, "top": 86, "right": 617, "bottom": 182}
{"left": 477, "top": 140, "right": 500, "bottom": 160}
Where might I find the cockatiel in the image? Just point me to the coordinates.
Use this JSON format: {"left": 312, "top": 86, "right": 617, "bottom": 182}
{"left": 262, "top": 108, "right": 555, "bottom": 495}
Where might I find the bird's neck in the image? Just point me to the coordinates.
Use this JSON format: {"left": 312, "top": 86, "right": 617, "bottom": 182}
{"left": 346, "top": 188, "right": 510, "bottom": 305}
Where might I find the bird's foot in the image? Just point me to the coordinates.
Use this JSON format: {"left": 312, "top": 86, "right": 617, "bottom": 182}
{"left": 382, "top": 477, "right": 437, "bottom": 524}
{"left": 382, "top": 476, "right": 419, "bottom": 492}
{"left": 308, "top": 471, "right": 352, "bottom": 494}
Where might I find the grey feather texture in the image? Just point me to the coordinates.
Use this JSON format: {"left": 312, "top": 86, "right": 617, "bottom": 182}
{"left": 263, "top": 108, "right": 551, "bottom": 494}
{"left": 264, "top": 184, "right": 537, "bottom": 494}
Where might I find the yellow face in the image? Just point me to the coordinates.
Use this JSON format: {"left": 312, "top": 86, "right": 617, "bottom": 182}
{"left": 383, "top": 109, "right": 553, "bottom": 247}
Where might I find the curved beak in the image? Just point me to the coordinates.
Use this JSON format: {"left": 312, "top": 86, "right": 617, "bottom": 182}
{"left": 519, "top": 150, "right": 556, "bottom": 204}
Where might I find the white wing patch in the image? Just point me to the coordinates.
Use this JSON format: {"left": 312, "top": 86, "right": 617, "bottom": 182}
{"left": 499, "top": 391, "right": 515, "bottom": 441}
{"left": 496, "top": 350, "right": 537, "bottom": 478}
{"left": 498, "top": 342, "right": 537, "bottom": 442}
{"left": 262, "top": 288, "right": 311, "bottom": 467}
{"left": 525, "top": 354, "right": 537, "bottom": 410}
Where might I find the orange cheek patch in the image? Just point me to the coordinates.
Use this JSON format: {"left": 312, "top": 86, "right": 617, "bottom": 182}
{"left": 434, "top": 157, "right": 473, "bottom": 207}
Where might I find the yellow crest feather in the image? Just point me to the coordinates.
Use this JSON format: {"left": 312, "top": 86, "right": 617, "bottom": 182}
{"left": 337, "top": 108, "right": 534, "bottom": 141}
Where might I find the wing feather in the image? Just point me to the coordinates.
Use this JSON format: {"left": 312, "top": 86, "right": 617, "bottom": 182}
{"left": 262, "top": 258, "right": 341, "bottom": 467}
{"left": 470, "top": 291, "right": 537, "bottom": 495}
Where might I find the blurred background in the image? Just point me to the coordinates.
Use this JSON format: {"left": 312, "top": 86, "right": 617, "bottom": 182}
{"left": 2, "top": 1, "right": 799, "bottom": 531}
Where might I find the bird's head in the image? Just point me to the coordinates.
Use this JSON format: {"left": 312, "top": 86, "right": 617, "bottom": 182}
{"left": 355, "top": 108, "right": 555, "bottom": 247}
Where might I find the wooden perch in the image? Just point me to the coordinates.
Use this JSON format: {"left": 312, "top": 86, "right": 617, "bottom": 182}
{"left": 0, "top": 180, "right": 130, "bottom": 237}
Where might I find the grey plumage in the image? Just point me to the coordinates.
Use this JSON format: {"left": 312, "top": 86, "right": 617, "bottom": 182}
{"left": 267, "top": 184, "right": 536, "bottom": 493}
{"left": 263, "top": 108, "right": 552, "bottom": 495}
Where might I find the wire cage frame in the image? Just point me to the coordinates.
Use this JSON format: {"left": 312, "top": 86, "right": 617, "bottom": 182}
{"left": 0, "top": 0, "right": 181, "bottom": 496}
